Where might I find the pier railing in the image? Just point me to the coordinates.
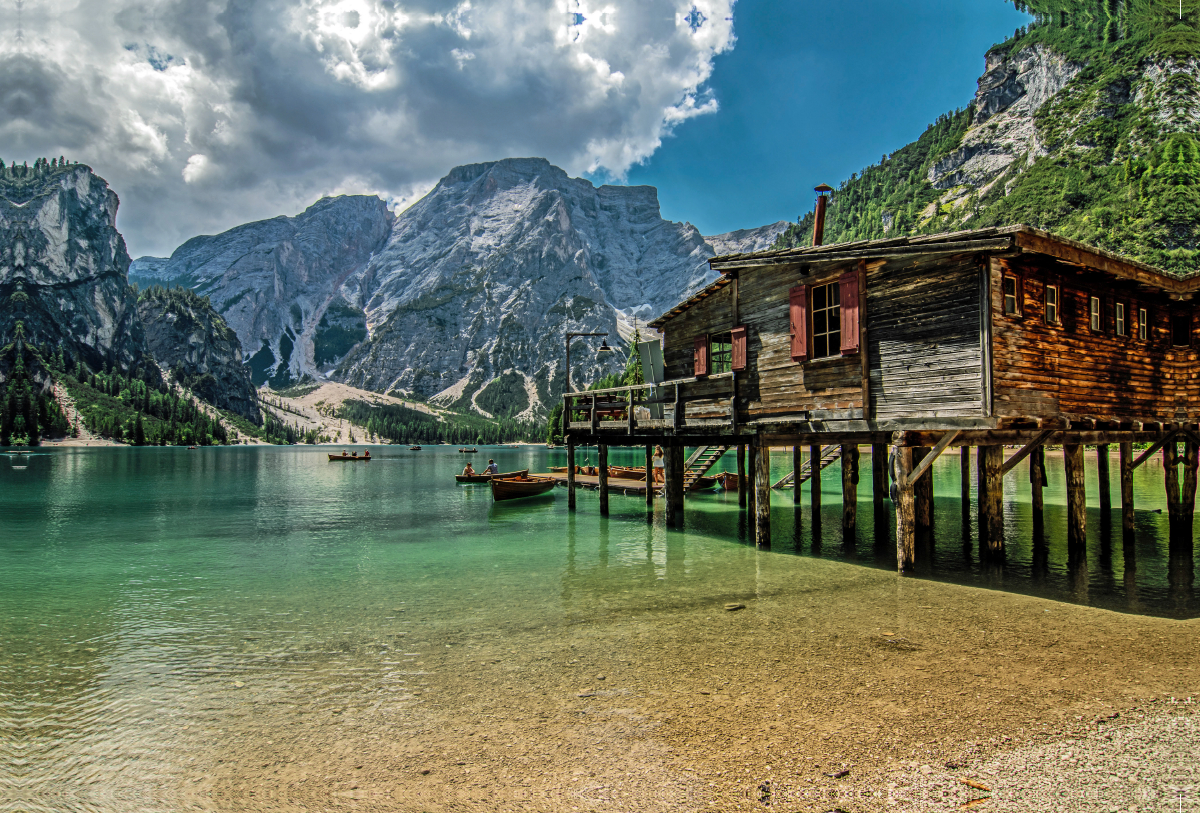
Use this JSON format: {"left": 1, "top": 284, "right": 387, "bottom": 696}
{"left": 562, "top": 374, "right": 735, "bottom": 436}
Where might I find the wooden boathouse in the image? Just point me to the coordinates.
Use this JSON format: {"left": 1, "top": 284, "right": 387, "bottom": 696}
{"left": 561, "top": 221, "right": 1200, "bottom": 571}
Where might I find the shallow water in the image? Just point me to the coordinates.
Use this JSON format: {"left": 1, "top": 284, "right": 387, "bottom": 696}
{"left": 0, "top": 444, "right": 1195, "bottom": 810}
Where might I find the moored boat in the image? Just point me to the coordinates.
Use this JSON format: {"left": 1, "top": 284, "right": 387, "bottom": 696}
{"left": 455, "top": 468, "right": 528, "bottom": 483}
{"left": 490, "top": 474, "right": 556, "bottom": 501}
{"left": 716, "top": 471, "right": 741, "bottom": 491}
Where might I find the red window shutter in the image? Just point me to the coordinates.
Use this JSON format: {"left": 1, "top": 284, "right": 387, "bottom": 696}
{"left": 731, "top": 325, "right": 748, "bottom": 371}
{"left": 839, "top": 271, "right": 860, "bottom": 355}
{"left": 694, "top": 335, "right": 709, "bottom": 376}
{"left": 789, "top": 285, "right": 808, "bottom": 361}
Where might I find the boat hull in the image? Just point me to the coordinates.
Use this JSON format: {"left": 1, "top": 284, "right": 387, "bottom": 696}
{"left": 328, "top": 454, "right": 371, "bottom": 462}
{"left": 455, "top": 469, "right": 528, "bottom": 484}
{"left": 490, "top": 476, "right": 556, "bottom": 501}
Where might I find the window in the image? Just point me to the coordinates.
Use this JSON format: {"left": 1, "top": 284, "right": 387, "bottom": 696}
{"left": 1139, "top": 308, "right": 1148, "bottom": 341}
{"left": 810, "top": 281, "right": 841, "bottom": 359}
{"left": 1089, "top": 296, "right": 1101, "bottom": 332}
{"left": 1172, "top": 313, "right": 1191, "bottom": 347}
{"left": 1045, "top": 285, "right": 1060, "bottom": 325}
{"left": 1116, "top": 303, "right": 1126, "bottom": 337}
{"left": 709, "top": 332, "right": 732, "bottom": 374}
{"left": 1003, "top": 276, "right": 1020, "bottom": 316}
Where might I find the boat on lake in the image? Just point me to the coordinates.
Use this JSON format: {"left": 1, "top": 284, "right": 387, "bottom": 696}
{"left": 328, "top": 452, "right": 371, "bottom": 461}
{"left": 490, "top": 474, "right": 556, "bottom": 501}
{"left": 409, "top": 445, "right": 422, "bottom": 450}
{"left": 716, "top": 471, "right": 741, "bottom": 491}
{"left": 458, "top": 447, "right": 477, "bottom": 453}
{"left": 455, "top": 468, "right": 528, "bottom": 484}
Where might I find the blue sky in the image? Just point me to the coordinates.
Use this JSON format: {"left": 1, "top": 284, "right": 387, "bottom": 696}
{"left": 623, "top": 0, "right": 1032, "bottom": 236}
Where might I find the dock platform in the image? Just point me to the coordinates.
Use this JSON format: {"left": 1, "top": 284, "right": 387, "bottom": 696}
{"left": 542, "top": 472, "right": 663, "bottom": 496}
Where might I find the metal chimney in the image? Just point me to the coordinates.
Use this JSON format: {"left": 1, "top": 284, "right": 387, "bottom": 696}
{"left": 812, "top": 184, "right": 833, "bottom": 247}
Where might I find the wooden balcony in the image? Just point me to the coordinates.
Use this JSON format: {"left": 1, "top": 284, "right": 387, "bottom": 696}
{"left": 563, "top": 374, "right": 736, "bottom": 436}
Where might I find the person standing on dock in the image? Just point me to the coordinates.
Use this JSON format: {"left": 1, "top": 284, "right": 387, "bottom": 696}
{"left": 484, "top": 459, "right": 499, "bottom": 475}
{"left": 653, "top": 445, "right": 665, "bottom": 484}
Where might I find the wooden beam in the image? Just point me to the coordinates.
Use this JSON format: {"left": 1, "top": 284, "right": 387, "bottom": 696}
{"left": 999, "top": 429, "right": 1054, "bottom": 477}
{"left": 665, "top": 443, "right": 684, "bottom": 528}
{"left": 645, "top": 444, "right": 654, "bottom": 507}
{"left": 1064, "top": 444, "right": 1087, "bottom": 549}
{"left": 1030, "top": 445, "right": 1045, "bottom": 518}
{"left": 793, "top": 445, "right": 803, "bottom": 506}
{"left": 1120, "top": 442, "right": 1134, "bottom": 535}
{"left": 747, "top": 442, "right": 757, "bottom": 519}
{"left": 1097, "top": 444, "right": 1111, "bottom": 515}
{"left": 842, "top": 444, "right": 859, "bottom": 532}
{"left": 872, "top": 443, "right": 887, "bottom": 508}
{"left": 900, "top": 430, "right": 959, "bottom": 486}
{"left": 567, "top": 441, "right": 577, "bottom": 511}
{"left": 1133, "top": 428, "right": 1183, "bottom": 469}
{"left": 961, "top": 446, "right": 971, "bottom": 509}
{"left": 709, "top": 238, "right": 1014, "bottom": 271}
{"left": 979, "top": 446, "right": 1004, "bottom": 551}
{"left": 737, "top": 444, "right": 747, "bottom": 508}
{"left": 810, "top": 444, "right": 822, "bottom": 515}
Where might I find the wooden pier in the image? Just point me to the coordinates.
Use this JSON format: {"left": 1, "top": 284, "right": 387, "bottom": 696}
{"left": 561, "top": 222, "right": 1200, "bottom": 574}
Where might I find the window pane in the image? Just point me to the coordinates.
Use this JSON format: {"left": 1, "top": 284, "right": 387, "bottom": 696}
{"left": 829, "top": 326, "right": 840, "bottom": 352}
{"left": 812, "top": 286, "right": 826, "bottom": 310}
{"left": 1139, "top": 309, "right": 1148, "bottom": 340}
{"left": 830, "top": 285, "right": 840, "bottom": 307}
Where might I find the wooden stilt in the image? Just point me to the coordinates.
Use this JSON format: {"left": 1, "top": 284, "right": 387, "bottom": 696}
{"left": 979, "top": 446, "right": 1004, "bottom": 552}
{"left": 1120, "top": 442, "right": 1134, "bottom": 536}
{"left": 1064, "top": 444, "right": 1087, "bottom": 550}
{"left": 1097, "top": 444, "right": 1111, "bottom": 515}
{"left": 793, "top": 445, "right": 803, "bottom": 505}
{"left": 755, "top": 440, "right": 771, "bottom": 548}
{"left": 737, "top": 444, "right": 747, "bottom": 508}
{"left": 598, "top": 443, "right": 609, "bottom": 516}
{"left": 895, "top": 445, "right": 915, "bottom": 573}
{"left": 809, "top": 444, "right": 822, "bottom": 516}
{"left": 1182, "top": 440, "right": 1199, "bottom": 543}
{"left": 645, "top": 444, "right": 654, "bottom": 506}
{"left": 665, "top": 443, "right": 684, "bottom": 528}
{"left": 960, "top": 446, "right": 971, "bottom": 507}
{"left": 672, "top": 445, "right": 686, "bottom": 524}
{"left": 841, "top": 444, "right": 859, "bottom": 532}
{"left": 747, "top": 443, "right": 757, "bottom": 519}
{"left": 872, "top": 443, "right": 887, "bottom": 507}
{"left": 567, "top": 440, "right": 576, "bottom": 511}
{"left": 913, "top": 447, "right": 933, "bottom": 529}
{"left": 1030, "top": 444, "right": 1045, "bottom": 518}
{"left": 1164, "top": 441, "right": 1181, "bottom": 541}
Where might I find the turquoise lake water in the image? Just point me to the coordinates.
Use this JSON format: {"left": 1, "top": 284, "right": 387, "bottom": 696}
{"left": 1, "top": 444, "right": 1195, "bottom": 810}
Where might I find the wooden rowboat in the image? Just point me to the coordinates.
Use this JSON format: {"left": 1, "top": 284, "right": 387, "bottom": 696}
{"left": 490, "top": 474, "right": 556, "bottom": 501}
{"left": 455, "top": 468, "right": 528, "bottom": 484}
{"left": 328, "top": 453, "right": 371, "bottom": 461}
{"left": 716, "top": 471, "right": 741, "bottom": 491}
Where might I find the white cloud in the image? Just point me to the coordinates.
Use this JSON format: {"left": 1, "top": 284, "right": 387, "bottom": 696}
{"left": 0, "top": 0, "right": 737, "bottom": 256}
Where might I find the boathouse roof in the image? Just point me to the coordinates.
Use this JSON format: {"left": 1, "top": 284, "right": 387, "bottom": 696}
{"left": 649, "top": 225, "right": 1192, "bottom": 330}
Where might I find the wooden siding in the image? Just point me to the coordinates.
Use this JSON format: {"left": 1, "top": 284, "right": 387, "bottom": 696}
{"left": 866, "top": 256, "right": 984, "bottom": 420}
{"left": 989, "top": 257, "right": 1186, "bottom": 422}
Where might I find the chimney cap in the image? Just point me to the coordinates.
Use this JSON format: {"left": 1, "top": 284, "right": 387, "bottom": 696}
{"left": 814, "top": 183, "right": 833, "bottom": 194}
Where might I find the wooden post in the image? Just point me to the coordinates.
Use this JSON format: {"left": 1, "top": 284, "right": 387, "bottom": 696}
{"left": 1182, "top": 440, "right": 1198, "bottom": 542}
{"left": 737, "top": 444, "right": 747, "bottom": 508}
{"left": 1097, "top": 444, "right": 1111, "bottom": 515}
{"left": 755, "top": 440, "right": 771, "bottom": 548}
{"left": 1120, "top": 442, "right": 1134, "bottom": 536}
{"left": 567, "top": 440, "right": 577, "bottom": 511}
{"left": 748, "top": 443, "right": 758, "bottom": 518}
{"left": 960, "top": 446, "right": 971, "bottom": 507}
{"left": 1064, "top": 444, "right": 1087, "bottom": 550}
{"left": 598, "top": 443, "right": 609, "bottom": 516}
{"left": 912, "top": 447, "right": 933, "bottom": 529}
{"left": 894, "top": 444, "right": 915, "bottom": 573}
{"left": 841, "top": 444, "right": 858, "bottom": 532}
{"left": 1164, "top": 441, "right": 1181, "bottom": 540}
{"left": 1030, "top": 444, "right": 1045, "bottom": 517}
{"left": 665, "top": 443, "right": 685, "bottom": 528}
{"left": 793, "top": 445, "right": 803, "bottom": 505}
{"left": 809, "top": 444, "right": 822, "bottom": 516}
{"left": 979, "top": 446, "right": 1004, "bottom": 552}
{"left": 872, "top": 443, "right": 887, "bottom": 507}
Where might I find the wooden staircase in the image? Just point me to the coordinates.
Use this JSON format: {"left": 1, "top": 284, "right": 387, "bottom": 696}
{"left": 772, "top": 445, "right": 842, "bottom": 489}
{"left": 683, "top": 445, "right": 731, "bottom": 491}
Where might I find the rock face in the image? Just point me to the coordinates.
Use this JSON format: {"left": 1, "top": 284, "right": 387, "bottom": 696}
{"left": 137, "top": 287, "right": 261, "bottom": 423}
{"left": 136, "top": 158, "right": 787, "bottom": 416}
{"left": 130, "top": 195, "right": 394, "bottom": 387}
{"left": 335, "top": 158, "right": 786, "bottom": 416}
{"left": 0, "top": 160, "right": 144, "bottom": 380}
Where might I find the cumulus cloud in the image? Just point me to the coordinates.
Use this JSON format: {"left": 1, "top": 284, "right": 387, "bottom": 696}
{"left": 0, "top": 0, "right": 737, "bottom": 256}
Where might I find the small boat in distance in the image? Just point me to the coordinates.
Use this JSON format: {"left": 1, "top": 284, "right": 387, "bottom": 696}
{"left": 328, "top": 451, "right": 371, "bottom": 461}
{"left": 409, "top": 445, "right": 422, "bottom": 451}
{"left": 456, "top": 468, "right": 528, "bottom": 484}
{"left": 458, "top": 447, "right": 477, "bottom": 453}
{"left": 490, "top": 474, "right": 556, "bottom": 501}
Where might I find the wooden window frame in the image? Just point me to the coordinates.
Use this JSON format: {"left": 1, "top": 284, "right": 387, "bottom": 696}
{"left": 1002, "top": 274, "right": 1021, "bottom": 317}
{"left": 1115, "top": 302, "right": 1127, "bottom": 337}
{"left": 1089, "top": 295, "right": 1102, "bottom": 333}
{"left": 1171, "top": 311, "right": 1192, "bottom": 348}
{"left": 1138, "top": 307, "right": 1148, "bottom": 342}
{"left": 1045, "top": 284, "right": 1060, "bottom": 326}
{"left": 709, "top": 331, "right": 733, "bottom": 374}
{"left": 809, "top": 280, "right": 842, "bottom": 360}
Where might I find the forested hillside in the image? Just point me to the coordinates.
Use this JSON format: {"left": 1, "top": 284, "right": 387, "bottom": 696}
{"left": 775, "top": 0, "right": 1200, "bottom": 276}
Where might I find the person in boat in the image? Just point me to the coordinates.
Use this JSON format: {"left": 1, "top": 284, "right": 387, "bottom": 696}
{"left": 653, "top": 445, "right": 665, "bottom": 484}
{"left": 351, "top": 450, "right": 358, "bottom": 458}
{"left": 363, "top": 449, "right": 371, "bottom": 459}
{"left": 462, "top": 462, "right": 475, "bottom": 476}
{"left": 341, "top": 450, "right": 348, "bottom": 457}
{"left": 484, "top": 459, "right": 499, "bottom": 475}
